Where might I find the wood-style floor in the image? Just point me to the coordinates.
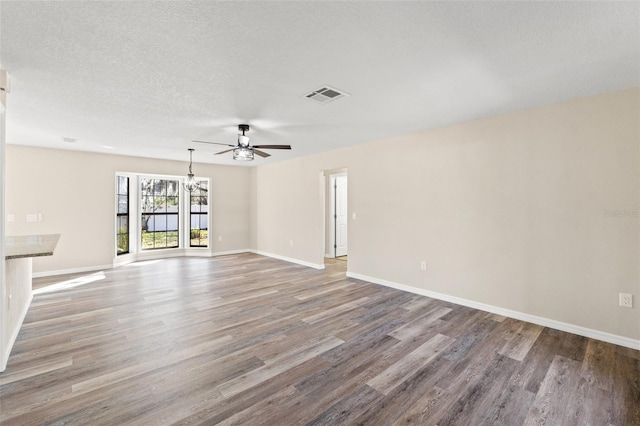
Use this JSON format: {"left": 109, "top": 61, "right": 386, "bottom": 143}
{"left": 1, "top": 254, "right": 638, "bottom": 425}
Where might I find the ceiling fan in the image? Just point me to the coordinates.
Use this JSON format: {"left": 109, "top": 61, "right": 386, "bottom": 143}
{"left": 193, "top": 124, "right": 291, "bottom": 161}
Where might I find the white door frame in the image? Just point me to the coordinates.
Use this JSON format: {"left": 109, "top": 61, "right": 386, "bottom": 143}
{"left": 329, "top": 172, "right": 347, "bottom": 258}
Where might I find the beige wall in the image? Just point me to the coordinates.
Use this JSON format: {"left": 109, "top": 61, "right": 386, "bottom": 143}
{"left": 251, "top": 87, "right": 640, "bottom": 341}
{"left": 5, "top": 146, "right": 251, "bottom": 273}
{"left": 252, "top": 159, "right": 325, "bottom": 265}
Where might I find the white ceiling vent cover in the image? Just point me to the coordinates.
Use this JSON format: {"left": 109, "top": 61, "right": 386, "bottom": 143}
{"left": 304, "top": 86, "right": 349, "bottom": 104}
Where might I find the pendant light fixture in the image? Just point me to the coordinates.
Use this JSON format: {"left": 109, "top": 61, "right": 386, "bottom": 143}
{"left": 183, "top": 148, "right": 200, "bottom": 192}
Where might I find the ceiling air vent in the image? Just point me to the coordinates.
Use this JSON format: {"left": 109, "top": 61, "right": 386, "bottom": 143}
{"left": 304, "top": 86, "right": 349, "bottom": 104}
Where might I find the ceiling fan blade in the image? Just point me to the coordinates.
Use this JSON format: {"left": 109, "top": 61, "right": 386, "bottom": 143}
{"left": 251, "top": 145, "right": 291, "bottom": 150}
{"left": 192, "top": 140, "right": 235, "bottom": 147}
{"left": 215, "top": 148, "right": 235, "bottom": 155}
{"left": 253, "top": 149, "right": 271, "bottom": 158}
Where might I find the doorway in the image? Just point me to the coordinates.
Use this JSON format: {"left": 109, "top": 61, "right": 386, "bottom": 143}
{"left": 328, "top": 172, "right": 347, "bottom": 259}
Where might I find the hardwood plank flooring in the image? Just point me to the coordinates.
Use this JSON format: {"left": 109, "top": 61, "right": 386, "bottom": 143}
{"left": 1, "top": 254, "right": 638, "bottom": 425}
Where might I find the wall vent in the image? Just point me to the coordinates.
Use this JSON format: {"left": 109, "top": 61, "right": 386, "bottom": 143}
{"left": 304, "top": 86, "right": 349, "bottom": 104}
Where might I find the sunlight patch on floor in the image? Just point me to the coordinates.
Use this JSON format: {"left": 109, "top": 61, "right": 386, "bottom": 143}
{"left": 33, "top": 272, "right": 106, "bottom": 295}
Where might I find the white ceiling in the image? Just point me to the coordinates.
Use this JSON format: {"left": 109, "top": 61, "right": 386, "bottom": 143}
{"left": 1, "top": 1, "right": 638, "bottom": 166}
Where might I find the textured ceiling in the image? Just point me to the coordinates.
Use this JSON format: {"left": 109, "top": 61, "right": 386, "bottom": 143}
{"left": 1, "top": 1, "right": 638, "bottom": 166}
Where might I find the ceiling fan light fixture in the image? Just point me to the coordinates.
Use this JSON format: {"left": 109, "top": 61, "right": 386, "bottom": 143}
{"left": 193, "top": 123, "right": 291, "bottom": 161}
{"left": 233, "top": 146, "right": 254, "bottom": 161}
{"left": 183, "top": 148, "right": 201, "bottom": 192}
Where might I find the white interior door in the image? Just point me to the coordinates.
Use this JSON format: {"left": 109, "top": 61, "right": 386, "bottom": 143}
{"left": 335, "top": 175, "right": 348, "bottom": 257}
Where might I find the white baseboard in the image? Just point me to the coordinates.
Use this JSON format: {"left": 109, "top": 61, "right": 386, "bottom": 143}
{"left": 133, "top": 249, "right": 185, "bottom": 262}
{"left": 113, "top": 248, "right": 245, "bottom": 266}
{"left": 32, "top": 264, "right": 113, "bottom": 278}
{"left": 346, "top": 271, "right": 640, "bottom": 351}
{"left": 250, "top": 250, "right": 325, "bottom": 270}
{"left": 1, "top": 292, "right": 33, "bottom": 372}
{"left": 211, "top": 249, "right": 252, "bottom": 257}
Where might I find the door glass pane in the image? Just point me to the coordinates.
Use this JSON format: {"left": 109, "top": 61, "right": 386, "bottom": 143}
{"left": 118, "top": 234, "right": 129, "bottom": 254}
{"left": 166, "top": 181, "right": 179, "bottom": 196}
{"left": 117, "top": 176, "right": 128, "bottom": 194}
{"left": 154, "top": 197, "right": 167, "bottom": 213}
{"left": 117, "top": 195, "right": 128, "bottom": 214}
{"left": 141, "top": 196, "right": 155, "bottom": 213}
{"left": 141, "top": 179, "right": 152, "bottom": 195}
{"left": 167, "top": 196, "right": 179, "bottom": 212}
{"left": 167, "top": 232, "right": 178, "bottom": 248}
{"left": 153, "top": 179, "right": 165, "bottom": 196}
{"left": 154, "top": 232, "right": 167, "bottom": 248}
{"left": 117, "top": 215, "right": 128, "bottom": 233}
{"left": 142, "top": 214, "right": 154, "bottom": 233}
{"left": 167, "top": 215, "right": 178, "bottom": 231}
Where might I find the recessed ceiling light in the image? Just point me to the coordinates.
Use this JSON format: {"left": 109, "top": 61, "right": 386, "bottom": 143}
{"left": 62, "top": 137, "right": 77, "bottom": 143}
{"left": 101, "top": 145, "right": 114, "bottom": 149}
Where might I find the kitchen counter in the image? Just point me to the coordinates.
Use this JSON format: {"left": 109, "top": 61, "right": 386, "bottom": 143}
{"left": 5, "top": 233, "right": 60, "bottom": 260}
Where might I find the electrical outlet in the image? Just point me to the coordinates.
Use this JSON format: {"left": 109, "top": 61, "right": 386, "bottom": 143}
{"left": 7, "top": 214, "right": 14, "bottom": 222}
{"left": 619, "top": 293, "right": 633, "bottom": 308}
{"left": 218, "top": 236, "right": 222, "bottom": 242}
{"left": 26, "top": 213, "right": 38, "bottom": 222}
{"left": 420, "top": 260, "right": 427, "bottom": 271}
{"left": 290, "top": 240, "right": 294, "bottom": 247}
